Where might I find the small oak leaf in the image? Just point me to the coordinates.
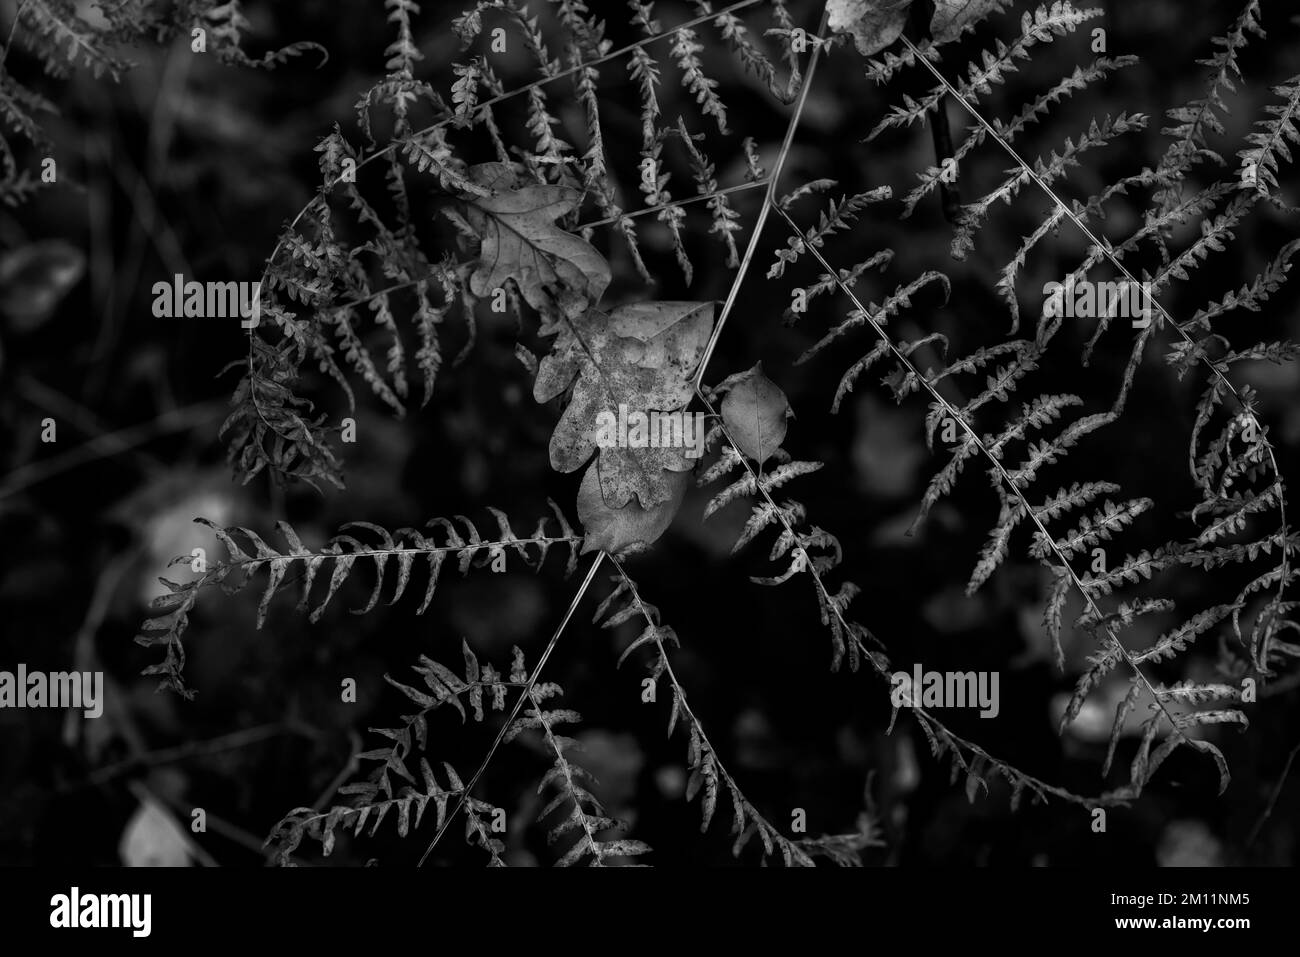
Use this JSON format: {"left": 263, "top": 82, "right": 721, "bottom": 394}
{"left": 827, "top": 0, "right": 912, "bottom": 57}
{"left": 929, "top": 0, "right": 1008, "bottom": 43}
{"left": 461, "top": 162, "right": 610, "bottom": 320}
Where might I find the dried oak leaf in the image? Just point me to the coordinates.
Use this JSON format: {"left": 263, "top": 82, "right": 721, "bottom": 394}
{"left": 535, "top": 301, "right": 714, "bottom": 509}
{"left": 828, "top": 0, "right": 1007, "bottom": 57}
{"left": 461, "top": 162, "right": 610, "bottom": 320}
{"left": 576, "top": 458, "right": 690, "bottom": 555}
{"left": 720, "top": 363, "right": 790, "bottom": 464}
{"left": 827, "top": 0, "right": 912, "bottom": 57}
{"left": 929, "top": 0, "right": 1010, "bottom": 42}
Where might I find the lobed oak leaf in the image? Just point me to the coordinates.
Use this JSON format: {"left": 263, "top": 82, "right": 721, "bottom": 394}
{"left": 461, "top": 162, "right": 610, "bottom": 320}
{"left": 929, "top": 0, "right": 1008, "bottom": 43}
{"left": 827, "top": 0, "right": 912, "bottom": 57}
{"left": 828, "top": 0, "right": 1006, "bottom": 57}
{"left": 536, "top": 301, "right": 714, "bottom": 508}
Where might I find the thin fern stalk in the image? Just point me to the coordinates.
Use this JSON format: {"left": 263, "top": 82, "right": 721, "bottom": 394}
{"left": 694, "top": 8, "right": 828, "bottom": 385}
{"left": 1245, "top": 741, "right": 1300, "bottom": 847}
{"left": 417, "top": 551, "right": 604, "bottom": 866}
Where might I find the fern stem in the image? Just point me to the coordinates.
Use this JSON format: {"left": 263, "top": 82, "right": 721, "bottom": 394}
{"left": 1246, "top": 741, "right": 1300, "bottom": 848}
{"left": 693, "top": 8, "right": 828, "bottom": 387}
{"left": 417, "top": 551, "right": 605, "bottom": 867}
{"left": 899, "top": 32, "right": 1291, "bottom": 639}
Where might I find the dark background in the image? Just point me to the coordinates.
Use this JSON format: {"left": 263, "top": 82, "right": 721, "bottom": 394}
{"left": 1, "top": 0, "right": 1298, "bottom": 866}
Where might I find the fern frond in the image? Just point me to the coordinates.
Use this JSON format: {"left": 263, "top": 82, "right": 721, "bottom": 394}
{"left": 266, "top": 758, "right": 471, "bottom": 865}
{"left": 19, "top": 0, "right": 130, "bottom": 79}
{"left": 905, "top": 55, "right": 1138, "bottom": 219}
{"left": 867, "top": 1, "right": 1102, "bottom": 143}
{"left": 1238, "top": 74, "right": 1300, "bottom": 197}
{"left": 670, "top": 20, "right": 728, "bottom": 132}
{"left": 694, "top": 1, "right": 786, "bottom": 102}
{"left": 1153, "top": 0, "right": 1264, "bottom": 215}
{"left": 677, "top": 115, "right": 742, "bottom": 267}
{"left": 201, "top": 1, "right": 328, "bottom": 69}
{"left": 951, "top": 112, "right": 1149, "bottom": 260}
{"left": 135, "top": 506, "right": 580, "bottom": 696}
{"left": 768, "top": 186, "right": 892, "bottom": 278}
{"left": 783, "top": 251, "right": 894, "bottom": 326}
{"left": 799, "top": 271, "right": 949, "bottom": 370}
{"left": 1030, "top": 497, "right": 1152, "bottom": 562}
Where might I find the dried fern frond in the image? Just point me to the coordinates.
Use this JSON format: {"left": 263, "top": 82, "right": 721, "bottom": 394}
{"left": 136, "top": 505, "right": 580, "bottom": 697}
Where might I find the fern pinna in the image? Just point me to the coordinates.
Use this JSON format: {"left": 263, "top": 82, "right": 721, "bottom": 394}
{"left": 90, "top": 0, "right": 1300, "bottom": 864}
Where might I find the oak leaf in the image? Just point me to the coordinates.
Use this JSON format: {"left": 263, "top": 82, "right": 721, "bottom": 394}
{"left": 535, "top": 301, "right": 714, "bottom": 509}
{"left": 461, "top": 162, "right": 610, "bottom": 320}
{"left": 828, "top": 0, "right": 1006, "bottom": 57}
